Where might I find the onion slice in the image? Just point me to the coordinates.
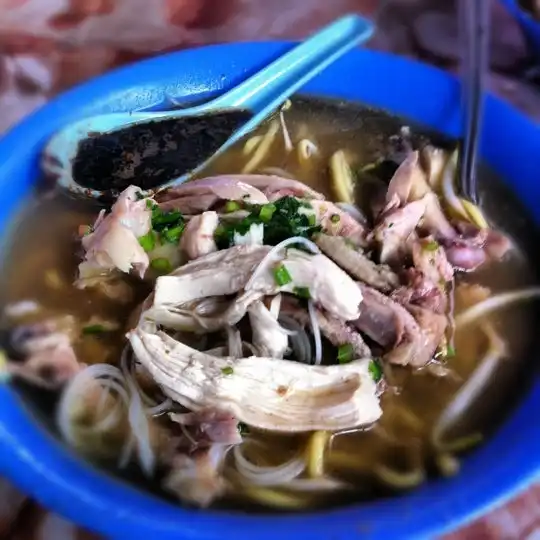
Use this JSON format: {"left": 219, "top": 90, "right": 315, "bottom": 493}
{"left": 56, "top": 363, "right": 129, "bottom": 447}
{"left": 233, "top": 445, "right": 305, "bottom": 486}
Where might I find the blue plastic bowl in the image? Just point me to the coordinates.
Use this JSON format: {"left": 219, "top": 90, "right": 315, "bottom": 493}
{"left": 0, "top": 42, "right": 539, "bottom": 540}
{"left": 500, "top": 0, "right": 540, "bottom": 60}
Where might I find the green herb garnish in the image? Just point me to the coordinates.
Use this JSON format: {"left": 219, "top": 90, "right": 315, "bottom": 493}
{"left": 273, "top": 264, "right": 293, "bottom": 286}
{"left": 214, "top": 196, "right": 321, "bottom": 250}
{"left": 82, "top": 324, "right": 106, "bottom": 335}
{"left": 259, "top": 203, "right": 276, "bottom": 223}
{"left": 368, "top": 359, "right": 383, "bottom": 382}
{"left": 237, "top": 422, "right": 250, "bottom": 435}
{"left": 293, "top": 286, "right": 311, "bottom": 299}
{"left": 221, "top": 366, "right": 234, "bottom": 376}
{"left": 162, "top": 223, "right": 185, "bottom": 244}
{"left": 79, "top": 225, "right": 93, "bottom": 237}
{"left": 150, "top": 258, "right": 173, "bottom": 274}
{"left": 446, "top": 344, "right": 456, "bottom": 358}
{"left": 147, "top": 200, "right": 185, "bottom": 232}
{"left": 138, "top": 231, "right": 156, "bottom": 252}
{"left": 330, "top": 213, "right": 340, "bottom": 224}
{"left": 337, "top": 343, "right": 354, "bottom": 364}
{"left": 224, "top": 200, "right": 241, "bottom": 213}
{"left": 423, "top": 240, "right": 439, "bottom": 252}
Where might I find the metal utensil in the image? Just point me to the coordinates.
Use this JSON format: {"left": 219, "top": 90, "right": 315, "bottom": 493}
{"left": 458, "top": 0, "right": 491, "bottom": 205}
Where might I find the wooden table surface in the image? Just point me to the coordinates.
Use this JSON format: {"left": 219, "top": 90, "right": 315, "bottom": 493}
{"left": 0, "top": 0, "right": 538, "bottom": 538}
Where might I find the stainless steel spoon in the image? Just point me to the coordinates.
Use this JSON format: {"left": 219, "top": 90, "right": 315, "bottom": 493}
{"left": 458, "top": 0, "right": 491, "bottom": 205}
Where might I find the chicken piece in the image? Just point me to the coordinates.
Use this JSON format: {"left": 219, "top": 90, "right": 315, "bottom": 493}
{"left": 407, "top": 304, "right": 448, "bottom": 363}
{"left": 11, "top": 343, "right": 80, "bottom": 388}
{"left": 10, "top": 316, "right": 77, "bottom": 354}
{"left": 153, "top": 245, "right": 271, "bottom": 306}
{"left": 421, "top": 192, "right": 457, "bottom": 241}
{"left": 146, "top": 291, "right": 263, "bottom": 334}
{"left": 385, "top": 152, "right": 455, "bottom": 240}
{"left": 280, "top": 299, "right": 371, "bottom": 358}
{"left": 129, "top": 328, "right": 381, "bottom": 432}
{"left": 353, "top": 286, "right": 405, "bottom": 349}
{"left": 315, "top": 234, "right": 399, "bottom": 293}
{"left": 77, "top": 185, "right": 151, "bottom": 281}
{"left": 410, "top": 235, "right": 454, "bottom": 284}
{"left": 386, "top": 151, "right": 431, "bottom": 204}
{"left": 7, "top": 317, "right": 81, "bottom": 388}
{"left": 372, "top": 152, "right": 431, "bottom": 264}
{"left": 354, "top": 284, "right": 445, "bottom": 367}
{"left": 248, "top": 248, "right": 363, "bottom": 321}
{"left": 373, "top": 198, "right": 426, "bottom": 264}
{"left": 241, "top": 175, "right": 324, "bottom": 201}
{"left": 157, "top": 175, "right": 270, "bottom": 214}
{"left": 180, "top": 211, "right": 219, "bottom": 261}
{"left": 309, "top": 200, "right": 368, "bottom": 247}
{"left": 169, "top": 408, "right": 242, "bottom": 451}
{"left": 392, "top": 268, "right": 447, "bottom": 315}
{"left": 248, "top": 300, "right": 288, "bottom": 358}
{"left": 163, "top": 444, "right": 230, "bottom": 507}
{"left": 153, "top": 245, "right": 363, "bottom": 322}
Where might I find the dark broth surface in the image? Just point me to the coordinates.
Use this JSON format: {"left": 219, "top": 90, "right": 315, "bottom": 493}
{"left": 2, "top": 97, "right": 539, "bottom": 510}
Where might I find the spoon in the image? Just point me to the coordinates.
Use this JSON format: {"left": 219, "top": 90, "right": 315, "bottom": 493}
{"left": 457, "top": 0, "right": 490, "bottom": 205}
{"left": 43, "top": 14, "right": 374, "bottom": 200}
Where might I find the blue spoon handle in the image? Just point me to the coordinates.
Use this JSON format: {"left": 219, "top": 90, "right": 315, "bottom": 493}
{"left": 209, "top": 14, "right": 374, "bottom": 115}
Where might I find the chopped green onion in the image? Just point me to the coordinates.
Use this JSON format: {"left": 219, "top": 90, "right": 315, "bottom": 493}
{"left": 78, "top": 225, "right": 92, "bottom": 237}
{"left": 293, "top": 286, "right": 311, "bottom": 299}
{"left": 423, "top": 240, "right": 439, "bottom": 252}
{"left": 307, "top": 213, "right": 317, "bottom": 227}
{"left": 82, "top": 324, "right": 106, "bottom": 335}
{"left": 221, "top": 366, "right": 234, "bottom": 375}
{"left": 273, "top": 264, "right": 293, "bottom": 286}
{"left": 446, "top": 344, "right": 456, "bottom": 358}
{"left": 388, "top": 223, "right": 394, "bottom": 228}
{"left": 154, "top": 210, "right": 182, "bottom": 227}
{"left": 224, "top": 200, "right": 241, "bottom": 213}
{"left": 337, "top": 343, "right": 354, "bottom": 364}
{"left": 259, "top": 203, "right": 276, "bottom": 223}
{"left": 368, "top": 359, "right": 383, "bottom": 381}
{"left": 330, "top": 213, "right": 340, "bottom": 224}
{"left": 147, "top": 200, "right": 184, "bottom": 231}
{"left": 237, "top": 422, "right": 250, "bottom": 435}
{"left": 138, "top": 231, "right": 156, "bottom": 252}
{"left": 163, "top": 224, "right": 184, "bottom": 243}
{"left": 150, "top": 258, "right": 173, "bottom": 274}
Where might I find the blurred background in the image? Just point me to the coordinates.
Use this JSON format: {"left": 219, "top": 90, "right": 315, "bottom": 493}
{"left": 0, "top": 0, "right": 539, "bottom": 538}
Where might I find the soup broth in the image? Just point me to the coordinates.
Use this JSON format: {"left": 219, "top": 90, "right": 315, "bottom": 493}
{"left": 1, "top": 97, "right": 538, "bottom": 511}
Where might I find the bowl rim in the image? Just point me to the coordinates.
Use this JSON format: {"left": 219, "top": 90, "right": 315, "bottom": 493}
{"left": 0, "top": 41, "right": 539, "bottom": 540}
